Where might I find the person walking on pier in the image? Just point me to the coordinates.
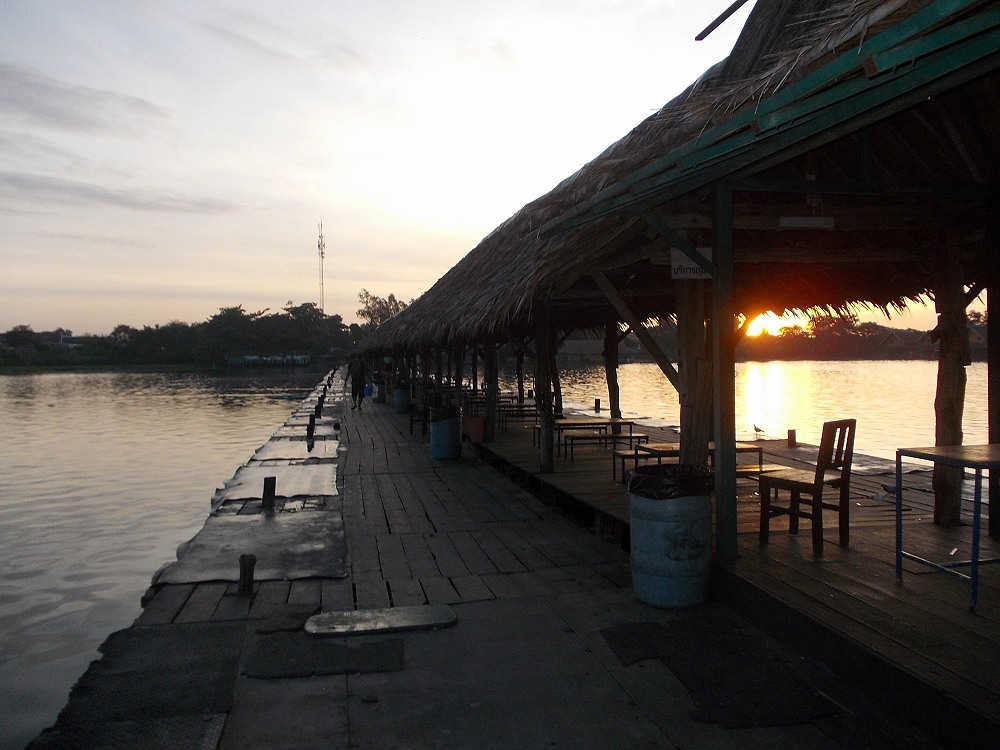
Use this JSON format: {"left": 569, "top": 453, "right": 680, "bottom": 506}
{"left": 348, "top": 356, "right": 367, "bottom": 410}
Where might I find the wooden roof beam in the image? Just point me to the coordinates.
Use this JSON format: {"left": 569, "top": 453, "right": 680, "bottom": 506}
{"left": 591, "top": 270, "right": 680, "bottom": 390}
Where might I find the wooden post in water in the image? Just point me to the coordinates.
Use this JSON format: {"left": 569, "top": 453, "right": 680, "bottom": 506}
{"left": 932, "top": 233, "right": 969, "bottom": 526}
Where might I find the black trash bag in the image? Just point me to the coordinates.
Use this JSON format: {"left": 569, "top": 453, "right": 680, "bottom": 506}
{"left": 430, "top": 405, "right": 461, "bottom": 423}
{"left": 629, "top": 465, "right": 714, "bottom": 499}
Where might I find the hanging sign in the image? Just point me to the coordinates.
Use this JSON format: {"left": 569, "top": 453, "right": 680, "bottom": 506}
{"left": 670, "top": 247, "right": 712, "bottom": 279}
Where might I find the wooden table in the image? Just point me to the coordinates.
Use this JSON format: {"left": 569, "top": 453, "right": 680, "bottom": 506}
{"left": 614, "top": 441, "right": 763, "bottom": 482}
{"left": 895, "top": 443, "right": 1000, "bottom": 611}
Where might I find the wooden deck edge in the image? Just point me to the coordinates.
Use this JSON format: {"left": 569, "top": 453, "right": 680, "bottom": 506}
{"left": 475, "top": 443, "right": 632, "bottom": 548}
{"left": 714, "top": 562, "right": 1000, "bottom": 749}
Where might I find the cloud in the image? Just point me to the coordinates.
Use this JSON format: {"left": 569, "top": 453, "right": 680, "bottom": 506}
{"left": 195, "top": 11, "right": 370, "bottom": 74}
{"left": 0, "top": 63, "right": 168, "bottom": 135}
{"left": 0, "top": 171, "right": 234, "bottom": 214}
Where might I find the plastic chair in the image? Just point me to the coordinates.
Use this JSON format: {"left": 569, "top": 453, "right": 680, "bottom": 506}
{"left": 758, "top": 419, "right": 856, "bottom": 555}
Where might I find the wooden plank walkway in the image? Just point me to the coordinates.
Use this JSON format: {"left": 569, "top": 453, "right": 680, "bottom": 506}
{"left": 136, "top": 398, "right": 631, "bottom": 629}
{"left": 129, "top": 388, "right": 1000, "bottom": 745}
{"left": 477, "top": 414, "right": 1000, "bottom": 734}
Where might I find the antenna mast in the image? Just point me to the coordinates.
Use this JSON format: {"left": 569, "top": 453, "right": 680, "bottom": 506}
{"left": 317, "top": 220, "right": 326, "bottom": 314}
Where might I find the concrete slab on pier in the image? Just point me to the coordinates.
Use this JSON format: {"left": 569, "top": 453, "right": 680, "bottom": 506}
{"left": 154, "top": 511, "right": 346, "bottom": 584}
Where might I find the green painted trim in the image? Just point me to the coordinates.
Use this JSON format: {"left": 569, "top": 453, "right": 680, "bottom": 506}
{"left": 548, "top": 0, "right": 991, "bottom": 234}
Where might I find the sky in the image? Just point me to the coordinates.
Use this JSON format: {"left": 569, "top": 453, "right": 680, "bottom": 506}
{"left": 1, "top": 0, "right": 956, "bottom": 336}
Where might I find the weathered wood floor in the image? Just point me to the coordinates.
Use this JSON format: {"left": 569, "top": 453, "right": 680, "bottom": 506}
{"left": 133, "top": 391, "right": 1000, "bottom": 741}
{"left": 136, "top": 397, "right": 631, "bottom": 628}
{"left": 480, "top": 416, "right": 1000, "bottom": 733}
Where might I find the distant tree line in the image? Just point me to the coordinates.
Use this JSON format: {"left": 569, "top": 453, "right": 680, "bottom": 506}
{"left": 613, "top": 310, "right": 989, "bottom": 364}
{"left": 737, "top": 311, "right": 987, "bottom": 361}
{"left": 1, "top": 290, "right": 410, "bottom": 370}
{"left": 3, "top": 301, "right": 985, "bottom": 370}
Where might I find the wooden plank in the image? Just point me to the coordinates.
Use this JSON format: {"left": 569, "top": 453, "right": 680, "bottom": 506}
{"left": 425, "top": 533, "right": 470, "bottom": 577}
{"left": 174, "top": 582, "right": 228, "bottom": 624}
{"left": 481, "top": 573, "right": 526, "bottom": 599}
{"left": 321, "top": 578, "right": 355, "bottom": 612}
{"left": 134, "top": 583, "right": 194, "bottom": 626}
{"left": 212, "top": 589, "right": 254, "bottom": 621}
{"left": 287, "top": 579, "right": 322, "bottom": 610}
{"left": 730, "top": 552, "right": 1000, "bottom": 725}
{"left": 419, "top": 576, "right": 461, "bottom": 605}
{"left": 353, "top": 571, "right": 391, "bottom": 609}
{"left": 375, "top": 533, "right": 411, "bottom": 579}
{"left": 399, "top": 533, "right": 443, "bottom": 578}
{"left": 387, "top": 578, "right": 426, "bottom": 607}
{"left": 449, "top": 574, "right": 494, "bottom": 602}
{"left": 248, "top": 581, "right": 290, "bottom": 619}
{"left": 448, "top": 530, "right": 499, "bottom": 576}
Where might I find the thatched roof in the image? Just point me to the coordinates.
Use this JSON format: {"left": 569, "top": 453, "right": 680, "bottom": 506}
{"left": 365, "top": 0, "right": 1000, "bottom": 353}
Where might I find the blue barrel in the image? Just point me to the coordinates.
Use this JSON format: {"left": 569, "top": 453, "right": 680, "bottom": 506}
{"left": 629, "top": 492, "right": 712, "bottom": 607}
{"left": 429, "top": 406, "right": 462, "bottom": 459}
{"left": 393, "top": 387, "right": 410, "bottom": 413}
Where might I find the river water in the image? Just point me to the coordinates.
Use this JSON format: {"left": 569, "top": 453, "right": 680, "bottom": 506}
{"left": 0, "top": 361, "right": 989, "bottom": 748}
{"left": 0, "top": 370, "right": 322, "bottom": 750}
{"left": 545, "top": 359, "right": 989, "bottom": 462}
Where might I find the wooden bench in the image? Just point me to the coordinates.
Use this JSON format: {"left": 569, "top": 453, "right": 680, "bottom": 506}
{"left": 566, "top": 431, "right": 648, "bottom": 461}
{"left": 614, "top": 447, "right": 670, "bottom": 482}
{"left": 499, "top": 406, "right": 537, "bottom": 431}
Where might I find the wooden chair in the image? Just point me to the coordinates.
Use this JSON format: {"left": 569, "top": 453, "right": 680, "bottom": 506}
{"left": 758, "top": 419, "right": 856, "bottom": 555}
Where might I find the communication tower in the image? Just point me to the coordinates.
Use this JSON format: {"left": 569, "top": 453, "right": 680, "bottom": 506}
{"left": 317, "top": 220, "right": 326, "bottom": 314}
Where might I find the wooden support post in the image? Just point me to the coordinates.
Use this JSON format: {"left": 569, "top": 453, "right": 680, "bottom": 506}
{"left": 262, "top": 476, "right": 276, "bottom": 513}
{"left": 484, "top": 334, "right": 498, "bottom": 443}
{"left": 471, "top": 347, "right": 479, "bottom": 393}
{"left": 515, "top": 342, "right": 526, "bottom": 404}
{"left": 677, "top": 278, "right": 712, "bottom": 468}
{"left": 603, "top": 314, "right": 623, "bottom": 427}
{"left": 536, "top": 306, "right": 555, "bottom": 473}
{"left": 238, "top": 553, "right": 257, "bottom": 597}
{"left": 307, "top": 414, "right": 316, "bottom": 440}
{"left": 987, "top": 193, "right": 1000, "bottom": 538}
{"left": 712, "top": 183, "right": 738, "bottom": 562}
{"left": 550, "top": 340, "right": 563, "bottom": 417}
{"left": 933, "top": 233, "right": 969, "bottom": 526}
{"left": 453, "top": 343, "right": 465, "bottom": 405}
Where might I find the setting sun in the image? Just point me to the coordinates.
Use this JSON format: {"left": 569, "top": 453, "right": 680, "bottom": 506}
{"left": 746, "top": 312, "right": 806, "bottom": 337}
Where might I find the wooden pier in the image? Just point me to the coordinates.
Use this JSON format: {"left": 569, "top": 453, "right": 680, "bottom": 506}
{"left": 477, "top": 416, "right": 1000, "bottom": 736}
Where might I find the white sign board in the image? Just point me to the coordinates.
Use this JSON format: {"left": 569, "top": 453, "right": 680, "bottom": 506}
{"left": 670, "top": 247, "right": 712, "bottom": 279}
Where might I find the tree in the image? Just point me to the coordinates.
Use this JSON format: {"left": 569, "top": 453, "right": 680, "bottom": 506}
{"left": 807, "top": 312, "right": 860, "bottom": 339}
{"left": 3, "top": 324, "right": 38, "bottom": 349}
{"left": 356, "top": 289, "right": 407, "bottom": 331}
